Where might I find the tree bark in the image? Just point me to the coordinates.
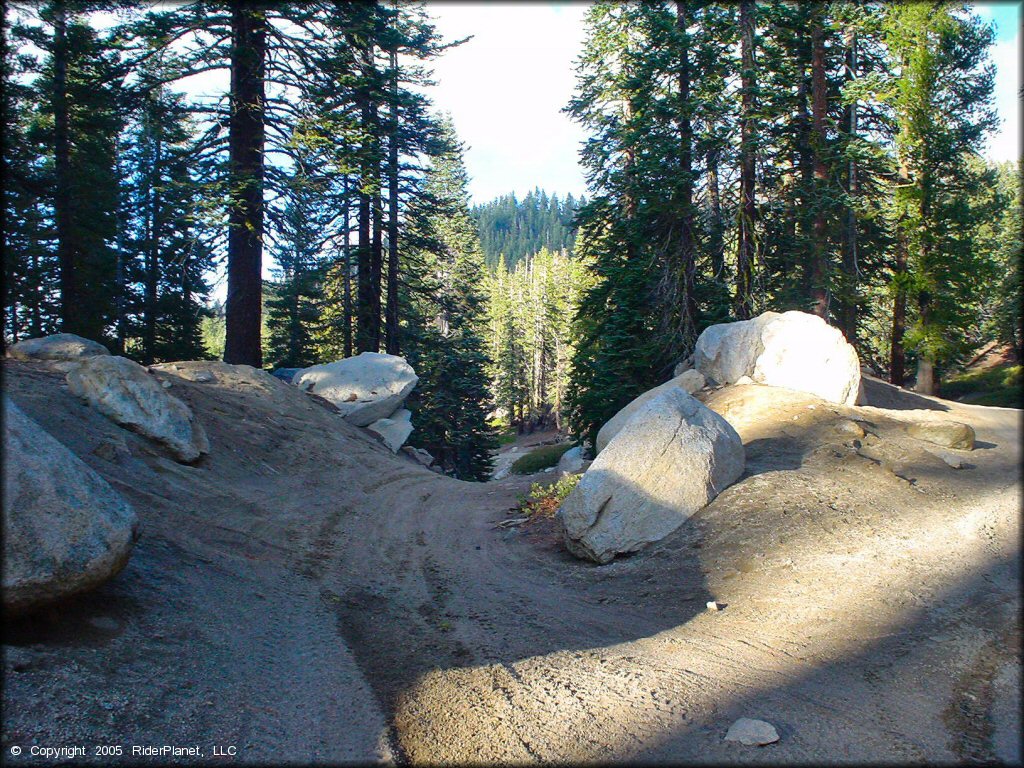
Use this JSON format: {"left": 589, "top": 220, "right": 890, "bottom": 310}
{"left": 52, "top": 3, "right": 79, "bottom": 336}
{"left": 889, "top": 154, "right": 911, "bottom": 387}
{"left": 342, "top": 176, "right": 353, "bottom": 358}
{"left": 370, "top": 98, "right": 384, "bottom": 353}
{"left": 385, "top": 46, "right": 400, "bottom": 355}
{"left": 838, "top": 30, "right": 859, "bottom": 341}
{"left": 224, "top": 5, "right": 267, "bottom": 367}
{"left": 734, "top": 0, "right": 756, "bottom": 320}
{"left": 706, "top": 146, "right": 725, "bottom": 282}
{"left": 143, "top": 129, "right": 162, "bottom": 364}
{"left": 355, "top": 32, "right": 379, "bottom": 353}
{"left": 674, "top": 0, "right": 697, "bottom": 349}
{"left": 808, "top": 8, "right": 829, "bottom": 318}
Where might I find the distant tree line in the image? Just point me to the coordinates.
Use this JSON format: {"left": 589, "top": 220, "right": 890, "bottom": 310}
{"left": 471, "top": 189, "right": 583, "bottom": 270}
{"left": 565, "top": 1, "right": 1019, "bottom": 445}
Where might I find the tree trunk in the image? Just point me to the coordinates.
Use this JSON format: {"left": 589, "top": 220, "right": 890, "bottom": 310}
{"left": 914, "top": 355, "right": 935, "bottom": 395}
{"left": 734, "top": 0, "right": 756, "bottom": 320}
{"left": 706, "top": 146, "right": 725, "bottom": 281}
{"left": 674, "top": 0, "right": 697, "bottom": 349}
{"left": 838, "top": 30, "right": 859, "bottom": 341}
{"left": 342, "top": 176, "right": 353, "bottom": 358}
{"left": 112, "top": 144, "right": 127, "bottom": 356}
{"left": 370, "top": 109, "right": 383, "bottom": 353}
{"left": 224, "top": 5, "right": 267, "bottom": 367}
{"left": 143, "top": 131, "right": 162, "bottom": 364}
{"left": 889, "top": 154, "right": 911, "bottom": 387}
{"left": 355, "top": 35, "right": 378, "bottom": 353}
{"left": 52, "top": 3, "right": 79, "bottom": 336}
{"left": 795, "top": 27, "right": 814, "bottom": 294}
{"left": 385, "top": 47, "right": 400, "bottom": 355}
{"left": 808, "top": 8, "right": 829, "bottom": 318}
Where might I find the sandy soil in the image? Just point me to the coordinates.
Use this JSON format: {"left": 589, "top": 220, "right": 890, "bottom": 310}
{"left": 2, "top": 361, "right": 1019, "bottom": 765}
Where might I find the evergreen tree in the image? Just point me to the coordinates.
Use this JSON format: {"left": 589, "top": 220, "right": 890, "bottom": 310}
{"left": 883, "top": 3, "right": 998, "bottom": 392}
{"left": 121, "top": 82, "right": 213, "bottom": 363}
{"left": 402, "top": 117, "right": 496, "bottom": 480}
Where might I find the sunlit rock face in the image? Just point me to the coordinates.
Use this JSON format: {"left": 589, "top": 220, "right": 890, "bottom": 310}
{"left": 694, "top": 310, "right": 861, "bottom": 406}
{"left": 292, "top": 352, "right": 418, "bottom": 427}
{"left": 66, "top": 356, "right": 210, "bottom": 463}
{"left": 558, "top": 388, "right": 744, "bottom": 564}
{"left": 595, "top": 368, "right": 707, "bottom": 454}
{"left": 7, "top": 333, "right": 109, "bottom": 361}
{"left": 3, "top": 396, "right": 139, "bottom": 615}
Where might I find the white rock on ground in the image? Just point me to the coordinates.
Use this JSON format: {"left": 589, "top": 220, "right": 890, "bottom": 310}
{"left": 595, "top": 368, "right": 707, "bottom": 454}
{"left": 694, "top": 310, "right": 860, "bottom": 406}
{"left": 7, "top": 333, "right": 110, "bottom": 361}
{"left": 292, "top": 352, "right": 418, "bottom": 427}
{"left": 367, "top": 408, "right": 413, "bottom": 453}
{"left": 558, "top": 387, "right": 745, "bottom": 564}
{"left": 557, "top": 446, "right": 584, "bottom": 474}
{"left": 724, "top": 718, "right": 780, "bottom": 746}
{"left": 66, "top": 356, "right": 210, "bottom": 463}
{"left": 3, "top": 396, "right": 139, "bottom": 616}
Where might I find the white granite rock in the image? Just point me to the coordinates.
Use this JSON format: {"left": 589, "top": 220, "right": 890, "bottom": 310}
{"left": 559, "top": 388, "right": 745, "bottom": 564}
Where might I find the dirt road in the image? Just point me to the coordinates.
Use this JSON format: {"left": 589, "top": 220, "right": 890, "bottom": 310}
{"left": 3, "top": 362, "right": 1019, "bottom": 764}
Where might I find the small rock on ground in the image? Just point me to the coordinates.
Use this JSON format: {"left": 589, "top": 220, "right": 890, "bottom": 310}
{"left": 724, "top": 718, "right": 780, "bottom": 746}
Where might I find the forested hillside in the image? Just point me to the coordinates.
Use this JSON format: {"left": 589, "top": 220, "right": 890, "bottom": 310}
{"left": 472, "top": 190, "right": 582, "bottom": 269}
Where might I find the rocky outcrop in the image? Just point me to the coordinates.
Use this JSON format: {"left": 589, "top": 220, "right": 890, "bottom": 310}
{"left": 67, "top": 356, "right": 210, "bottom": 462}
{"left": 292, "top": 352, "right": 418, "bottom": 427}
{"left": 7, "top": 333, "right": 110, "bottom": 361}
{"left": 558, "top": 388, "right": 745, "bottom": 564}
{"left": 367, "top": 408, "right": 414, "bottom": 453}
{"left": 595, "top": 368, "right": 707, "bottom": 454}
{"left": 694, "top": 310, "right": 860, "bottom": 406}
{"left": 3, "top": 397, "right": 139, "bottom": 615}
{"left": 907, "top": 420, "right": 975, "bottom": 451}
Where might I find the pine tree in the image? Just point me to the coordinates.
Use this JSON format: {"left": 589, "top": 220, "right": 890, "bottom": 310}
{"left": 883, "top": 3, "right": 998, "bottom": 392}
{"left": 401, "top": 117, "right": 496, "bottom": 480}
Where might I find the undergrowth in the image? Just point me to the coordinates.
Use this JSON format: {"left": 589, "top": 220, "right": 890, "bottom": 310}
{"left": 517, "top": 474, "right": 580, "bottom": 521}
{"left": 941, "top": 363, "right": 1022, "bottom": 408}
{"left": 510, "top": 443, "right": 572, "bottom": 474}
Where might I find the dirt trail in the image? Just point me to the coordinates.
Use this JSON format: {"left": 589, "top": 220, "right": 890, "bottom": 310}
{"left": 3, "top": 362, "right": 1020, "bottom": 764}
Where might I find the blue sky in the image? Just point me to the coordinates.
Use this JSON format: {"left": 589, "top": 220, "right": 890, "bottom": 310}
{"left": 429, "top": 1, "right": 1021, "bottom": 205}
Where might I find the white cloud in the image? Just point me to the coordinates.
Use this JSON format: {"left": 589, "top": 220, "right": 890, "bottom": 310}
{"left": 426, "top": 2, "right": 590, "bottom": 203}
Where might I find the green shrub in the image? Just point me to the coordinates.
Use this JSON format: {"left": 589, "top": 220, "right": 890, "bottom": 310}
{"left": 510, "top": 443, "right": 573, "bottom": 474}
{"left": 518, "top": 474, "right": 581, "bottom": 520}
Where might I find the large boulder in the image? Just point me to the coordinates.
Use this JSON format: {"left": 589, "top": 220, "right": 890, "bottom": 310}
{"left": 694, "top": 310, "right": 860, "bottom": 406}
{"left": 3, "top": 397, "right": 139, "bottom": 615}
{"left": 907, "top": 420, "right": 975, "bottom": 451}
{"left": 595, "top": 368, "right": 706, "bottom": 454}
{"left": 558, "top": 388, "right": 745, "bottom": 564}
{"left": 292, "top": 352, "right": 418, "bottom": 427}
{"left": 367, "top": 408, "right": 413, "bottom": 453}
{"left": 66, "top": 356, "right": 209, "bottom": 463}
{"left": 557, "top": 445, "right": 585, "bottom": 474}
{"left": 7, "top": 333, "right": 109, "bottom": 361}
